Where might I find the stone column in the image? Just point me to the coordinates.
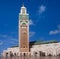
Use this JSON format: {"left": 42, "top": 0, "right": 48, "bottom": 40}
{"left": 3, "top": 52, "right": 6, "bottom": 57}
{"left": 37, "top": 52, "right": 39, "bottom": 57}
{"left": 8, "top": 52, "right": 10, "bottom": 57}
{"left": 45, "top": 52, "right": 48, "bottom": 56}
{"left": 53, "top": 51, "right": 57, "bottom": 56}
{"left": 28, "top": 52, "right": 31, "bottom": 56}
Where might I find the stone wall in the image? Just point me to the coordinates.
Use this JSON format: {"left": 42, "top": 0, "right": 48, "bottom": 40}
{"left": 30, "top": 42, "right": 60, "bottom": 56}
{"left": 2, "top": 42, "right": 60, "bottom": 56}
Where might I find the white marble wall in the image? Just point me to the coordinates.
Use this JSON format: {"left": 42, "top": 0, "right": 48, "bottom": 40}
{"left": 30, "top": 42, "right": 60, "bottom": 56}
{"left": 2, "top": 42, "right": 60, "bottom": 56}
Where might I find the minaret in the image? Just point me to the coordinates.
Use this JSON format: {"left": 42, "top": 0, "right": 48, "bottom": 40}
{"left": 19, "top": 4, "right": 29, "bottom": 55}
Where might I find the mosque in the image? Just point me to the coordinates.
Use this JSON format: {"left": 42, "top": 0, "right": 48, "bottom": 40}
{"left": 2, "top": 5, "right": 60, "bottom": 57}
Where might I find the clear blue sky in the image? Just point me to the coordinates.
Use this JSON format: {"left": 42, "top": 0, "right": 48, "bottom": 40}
{"left": 0, "top": 0, "right": 60, "bottom": 54}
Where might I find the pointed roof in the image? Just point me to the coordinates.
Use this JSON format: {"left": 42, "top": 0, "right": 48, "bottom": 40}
{"left": 21, "top": 3, "right": 25, "bottom": 8}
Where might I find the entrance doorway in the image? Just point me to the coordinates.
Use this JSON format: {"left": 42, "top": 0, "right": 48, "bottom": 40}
{"left": 23, "top": 53, "right": 26, "bottom": 56}
{"left": 34, "top": 52, "right": 38, "bottom": 56}
{"left": 6, "top": 52, "right": 8, "bottom": 57}
{"left": 39, "top": 51, "right": 45, "bottom": 56}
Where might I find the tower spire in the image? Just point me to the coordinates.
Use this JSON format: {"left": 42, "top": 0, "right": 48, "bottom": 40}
{"left": 22, "top": 2, "right": 24, "bottom": 7}
{"left": 20, "top": 3, "right": 27, "bottom": 14}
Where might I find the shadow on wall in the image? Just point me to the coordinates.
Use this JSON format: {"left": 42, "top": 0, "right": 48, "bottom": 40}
{"left": 34, "top": 51, "right": 45, "bottom": 56}
{"left": 29, "top": 41, "right": 36, "bottom": 48}
{"left": 39, "top": 51, "right": 45, "bottom": 56}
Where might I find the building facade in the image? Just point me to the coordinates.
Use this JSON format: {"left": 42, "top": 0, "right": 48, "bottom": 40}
{"left": 31, "top": 42, "right": 60, "bottom": 56}
{"left": 2, "top": 42, "right": 60, "bottom": 56}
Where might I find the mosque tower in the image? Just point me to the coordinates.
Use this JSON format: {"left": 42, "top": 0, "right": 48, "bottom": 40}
{"left": 19, "top": 4, "right": 30, "bottom": 55}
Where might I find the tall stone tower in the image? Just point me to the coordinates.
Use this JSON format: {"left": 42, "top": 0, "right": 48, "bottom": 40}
{"left": 19, "top": 5, "right": 29, "bottom": 55}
